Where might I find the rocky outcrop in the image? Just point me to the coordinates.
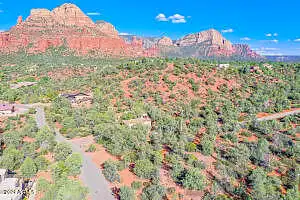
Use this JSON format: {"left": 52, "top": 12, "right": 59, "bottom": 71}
{"left": 157, "top": 37, "right": 173, "bottom": 46}
{"left": 51, "top": 3, "right": 94, "bottom": 27}
{"left": 0, "top": 3, "right": 259, "bottom": 59}
{"left": 233, "top": 44, "right": 262, "bottom": 59}
{"left": 163, "top": 29, "right": 260, "bottom": 58}
{"left": 96, "top": 20, "right": 118, "bottom": 37}
{"left": 0, "top": 3, "right": 158, "bottom": 57}
{"left": 176, "top": 29, "right": 232, "bottom": 50}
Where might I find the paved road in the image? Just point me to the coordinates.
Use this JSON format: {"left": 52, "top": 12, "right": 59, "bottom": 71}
{"left": 35, "top": 106, "right": 114, "bottom": 200}
{"left": 256, "top": 108, "right": 300, "bottom": 122}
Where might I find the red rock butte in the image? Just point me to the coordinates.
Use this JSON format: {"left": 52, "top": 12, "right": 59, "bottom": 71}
{"left": 0, "top": 3, "right": 260, "bottom": 59}
{"left": 0, "top": 3, "right": 158, "bottom": 57}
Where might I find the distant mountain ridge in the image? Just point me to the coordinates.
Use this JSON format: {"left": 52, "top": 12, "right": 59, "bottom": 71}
{"left": 120, "top": 30, "right": 262, "bottom": 59}
{"left": 266, "top": 56, "right": 300, "bottom": 62}
{"left": 0, "top": 3, "right": 261, "bottom": 59}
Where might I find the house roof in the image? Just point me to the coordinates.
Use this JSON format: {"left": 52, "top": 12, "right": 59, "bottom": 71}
{"left": 0, "top": 104, "right": 13, "bottom": 111}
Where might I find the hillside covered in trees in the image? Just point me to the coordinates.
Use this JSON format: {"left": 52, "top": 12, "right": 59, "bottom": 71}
{"left": 0, "top": 49, "right": 299, "bottom": 200}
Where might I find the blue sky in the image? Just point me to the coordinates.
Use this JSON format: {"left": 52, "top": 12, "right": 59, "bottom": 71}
{"left": 0, "top": 0, "right": 300, "bottom": 55}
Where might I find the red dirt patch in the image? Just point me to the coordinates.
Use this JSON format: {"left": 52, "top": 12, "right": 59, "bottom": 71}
{"left": 23, "top": 136, "right": 36, "bottom": 143}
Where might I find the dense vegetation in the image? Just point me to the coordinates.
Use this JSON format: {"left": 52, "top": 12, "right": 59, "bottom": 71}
{"left": 0, "top": 111, "right": 87, "bottom": 199}
{"left": 0, "top": 49, "right": 299, "bottom": 200}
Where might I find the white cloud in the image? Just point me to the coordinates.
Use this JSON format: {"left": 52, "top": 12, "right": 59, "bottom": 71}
{"left": 261, "top": 39, "right": 279, "bottom": 43}
{"left": 156, "top": 13, "right": 168, "bottom": 22}
{"left": 270, "top": 39, "right": 279, "bottom": 43}
{"left": 156, "top": 13, "right": 187, "bottom": 23}
{"left": 119, "top": 32, "right": 131, "bottom": 36}
{"left": 294, "top": 38, "right": 300, "bottom": 42}
{"left": 0, "top": 30, "right": 5, "bottom": 32}
{"left": 253, "top": 47, "right": 282, "bottom": 55}
{"left": 266, "top": 33, "right": 278, "bottom": 37}
{"left": 221, "top": 28, "right": 234, "bottom": 33}
{"left": 253, "top": 47, "right": 280, "bottom": 51}
{"left": 87, "top": 12, "right": 101, "bottom": 16}
{"left": 240, "top": 37, "right": 251, "bottom": 41}
{"left": 168, "top": 14, "right": 186, "bottom": 23}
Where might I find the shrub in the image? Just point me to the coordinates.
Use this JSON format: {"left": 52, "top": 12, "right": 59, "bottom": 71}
{"left": 20, "top": 157, "right": 38, "bottom": 179}
{"left": 131, "top": 181, "right": 142, "bottom": 190}
{"left": 65, "top": 153, "right": 82, "bottom": 176}
{"left": 141, "top": 184, "right": 166, "bottom": 200}
{"left": 200, "top": 137, "right": 214, "bottom": 156}
{"left": 54, "top": 142, "right": 72, "bottom": 161}
{"left": 185, "top": 142, "right": 197, "bottom": 152}
{"left": 37, "top": 178, "right": 50, "bottom": 193}
{"left": 119, "top": 186, "right": 135, "bottom": 200}
{"left": 86, "top": 144, "right": 97, "bottom": 152}
{"left": 34, "top": 155, "right": 49, "bottom": 171}
{"left": 134, "top": 159, "right": 157, "bottom": 179}
{"left": 182, "top": 168, "right": 206, "bottom": 190}
{"left": 103, "top": 160, "right": 120, "bottom": 183}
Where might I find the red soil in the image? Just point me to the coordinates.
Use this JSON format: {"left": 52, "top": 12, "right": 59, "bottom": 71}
{"left": 23, "top": 136, "right": 36, "bottom": 143}
{"left": 256, "top": 108, "right": 300, "bottom": 119}
{"left": 34, "top": 170, "right": 52, "bottom": 200}
{"left": 121, "top": 63, "right": 240, "bottom": 106}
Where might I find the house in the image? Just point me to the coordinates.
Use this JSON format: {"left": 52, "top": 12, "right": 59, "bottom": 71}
{"left": 123, "top": 114, "right": 152, "bottom": 128}
{"left": 60, "top": 92, "right": 92, "bottom": 104}
{"left": 10, "top": 82, "right": 37, "bottom": 89}
{"left": 0, "top": 104, "right": 15, "bottom": 115}
{"left": 0, "top": 169, "right": 23, "bottom": 200}
{"left": 218, "top": 64, "right": 230, "bottom": 69}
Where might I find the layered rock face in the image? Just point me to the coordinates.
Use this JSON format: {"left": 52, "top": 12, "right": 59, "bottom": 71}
{"left": 164, "top": 29, "right": 261, "bottom": 58}
{"left": 0, "top": 3, "right": 259, "bottom": 59}
{"left": 177, "top": 29, "right": 232, "bottom": 49}
{"left": 157, "top": 37, "right": 173, "bottom": 46}
{"left": 233, "top": 44, "right": 261, "bottom": 59}
{"left": 0, "top": 3, "right": 158, "bottom": 57}
{"left": 96, "top": 21, "right": 118, "bottom": 37}
{"left": 175, "top": 29, "right": 234, "bottom": 56}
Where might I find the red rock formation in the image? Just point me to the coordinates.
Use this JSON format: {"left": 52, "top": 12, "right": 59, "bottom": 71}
{"left": 174, "top": 29, "right": 260, "bottom": 58}
{"left": 176, "top": 29, "right": 233, "bottom": 50}
{"left": 0, "top": 3, "right": 158, "bottom": 57}
{"left": 157, "top": 36, "right": 173, "bottom": 46}
{"left": 233, "top": 44, "right": 262, "bottom": 59}
{"left": 17, "top": 16, "right": 23, "bottom": 24}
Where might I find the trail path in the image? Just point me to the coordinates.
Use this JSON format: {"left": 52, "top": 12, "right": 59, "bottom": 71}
{"left": 256, "top": 108, "right": 300, "bottom": 122}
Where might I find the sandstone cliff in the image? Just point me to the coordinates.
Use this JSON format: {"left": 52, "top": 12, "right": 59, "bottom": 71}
{"left": 0, "top": 3, "right": 158, "bottom": 57}
{"left": 0, "top": 3, "right": 259, "bottom": 59}
{"left": 157, "top": 37, "right": 173, "bottom": 46}
{"left": 176, "top": 29, "right": 232, "bottom": 49}
{"left": 167, "top": 29, "right": 261, "bottom": 58}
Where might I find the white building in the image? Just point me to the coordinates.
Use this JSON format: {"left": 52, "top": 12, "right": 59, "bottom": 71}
{"left": 0, "top": 169, "right": 23, "bottom": 200}
{"left": 218, "top": 64, "right": 230, "bottom": 69}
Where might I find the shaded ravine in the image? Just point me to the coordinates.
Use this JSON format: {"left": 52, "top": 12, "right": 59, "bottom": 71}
{"left": 35, "top": 106, "right": 114, "bottom": 200}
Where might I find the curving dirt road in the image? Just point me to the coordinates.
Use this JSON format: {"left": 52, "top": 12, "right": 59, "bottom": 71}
{"left": 35, "top": 106, "right": 114, "bottom": 200}
{"left": 256, "top": 108, "right": 300, "bottom": 122}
